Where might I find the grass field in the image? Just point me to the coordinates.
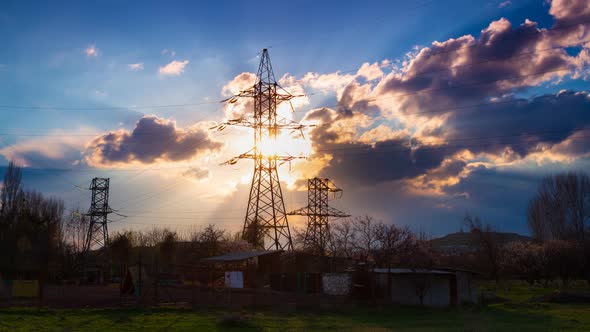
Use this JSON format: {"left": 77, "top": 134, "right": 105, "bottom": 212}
{"left": 1, "top": 282, "right": 589, "bottom": 331}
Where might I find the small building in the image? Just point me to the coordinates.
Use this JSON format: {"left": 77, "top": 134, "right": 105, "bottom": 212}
{"left": 373, "top": 268, "right": 477, "bottom": 307}
{"left": 200, "top": 250, "right": 282, "bottom": 288}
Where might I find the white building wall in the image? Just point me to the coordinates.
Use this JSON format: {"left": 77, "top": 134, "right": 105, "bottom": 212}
{"left": 322, "top": 273, "right": 352, "bottom": 296}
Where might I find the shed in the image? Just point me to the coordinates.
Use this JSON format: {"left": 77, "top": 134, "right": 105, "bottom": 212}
{"left": 200, "top": 250, "right": 282, "bottom": 288}
{"left": 373, "top": 268, "right": 477, "bottom": 307}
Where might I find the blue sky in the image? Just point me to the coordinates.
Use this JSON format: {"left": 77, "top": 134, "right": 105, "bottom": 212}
{"left": 1, "top": 0, "right": 589, "bottom": 237}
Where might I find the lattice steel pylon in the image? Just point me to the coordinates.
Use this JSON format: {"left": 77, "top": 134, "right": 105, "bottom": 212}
{"left": 288, "top": 178, "right": 349, "bottom": 255}
{"left": 83, "top": 177, "right": 113, "bottom": 256}
{"left": 213, "top": 49, "right": 308, "bottom": 250}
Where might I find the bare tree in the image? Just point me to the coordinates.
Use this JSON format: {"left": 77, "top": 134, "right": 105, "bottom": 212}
{"left": 373, "top": 223, "right": 415, "bottom": 268}
{"left": 63, "top": 208, "right": 88, "bottom": 254}
{"left": 412, "top": 274, "right": 432, "bottom": 306}
{"left": 194, "top": 224, "right": 226, "bottom": 256}
{"left": 0, "top": 161, "right": 22, "bottom": 219}
{"left": 110, "top": 231, "right": 134, "bottom": 266}
{"left": 464, "top": 214, "right": 502, "bottom": 282}
{"left": 291, "top": 226, "right": 307, "bottom": 251}
{"left": 327, "top": 218, "right": 356, "bottom": 259}
{"left": 373, "top": 222, "right": 416, "bottom": 300}
{"left": 352, "top": 215, "right": 379, "bottom": 261}
{"left": 527, "top": 172, "right": 590, "bottom": 244}
{"left": 159, "top": 229, "right": 178, "bottom": 268}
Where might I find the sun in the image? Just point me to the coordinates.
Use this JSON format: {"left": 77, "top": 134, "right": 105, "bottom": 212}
{"left": 256, "top": 129, "right": 313, "bottom": 160}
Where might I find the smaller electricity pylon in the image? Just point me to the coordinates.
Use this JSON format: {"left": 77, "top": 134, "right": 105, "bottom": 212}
{"left": 288, "top": 177, "right": 349, "bottom": 255}
{"left": 82, "top": 178, "right": 113, "bottom": 268}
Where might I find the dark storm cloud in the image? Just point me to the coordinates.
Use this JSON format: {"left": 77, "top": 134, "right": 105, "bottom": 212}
{"left": 445, "top": 91, "right": 590, "bottom": 156}
{"left": 376, "top": 17, "right": 588, "bottom": 109}
{"left": 310, "top": 90, "right": 590, "bottom": 188}
{"left": 324, "top": 143, "right": 451, "bottom": 187}
{"left": 86, "top": 116, "right": 222, "bottom": 165}
{"left": 304, "top": 0, "right": 590, "bottom": 190}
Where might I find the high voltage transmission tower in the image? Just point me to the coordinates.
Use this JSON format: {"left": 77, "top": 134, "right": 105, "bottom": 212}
{"left": 83, "top": 177, "right": 113, "bottom": 258}
{"left": 288, "top": 177, "right": 349, "bottom": 255}
{"left": 214, "top": 49, "right": 308, "bottom": 250}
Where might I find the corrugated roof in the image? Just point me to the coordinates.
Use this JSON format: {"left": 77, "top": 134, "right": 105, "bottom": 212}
{"left": 372, "top": 268, "right": 453, "bottom": 275}
{"left": 201, "top": 250, "right": 282, "bottom": 263}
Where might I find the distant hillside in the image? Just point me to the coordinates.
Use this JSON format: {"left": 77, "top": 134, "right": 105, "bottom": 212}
{"left": 430, "top": 231, "right": 531, "bottom": 254}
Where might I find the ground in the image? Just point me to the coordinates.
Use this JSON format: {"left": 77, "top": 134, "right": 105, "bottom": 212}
{"left": 1, "top": 281, "right": 589, "bottom": 331}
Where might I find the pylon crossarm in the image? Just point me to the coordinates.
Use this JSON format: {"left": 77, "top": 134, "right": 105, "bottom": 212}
{"left": 221, "top": 86, "right": 300, "bottom": 104}
{"left": 221, "top": 149, "right": 306, "bottom": 166}
{"left": 287, "top": 206, "right": 310, "bottom": 216}
{"left": 214, "top": 118, "right": 314, "bottom": 132}
{"left": 220, "top": 88, "right": 257, "bottom": 103}
{"left": 211, "top": 118, "right": 257, "bottom": 131}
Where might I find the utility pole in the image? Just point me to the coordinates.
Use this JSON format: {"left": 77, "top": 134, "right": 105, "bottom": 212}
{"left": 214, "top": 49, "right": 308, "bottom": 250}
{"left": 82, "top": 177, "right": 113, "bottom": 274}
{"left": 288, "top": 177, "right": 349, "bottom": 255}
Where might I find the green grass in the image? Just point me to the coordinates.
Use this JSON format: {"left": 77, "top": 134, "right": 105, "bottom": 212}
{"left": 1, "top": 282, "right": 590, "bottom": 331}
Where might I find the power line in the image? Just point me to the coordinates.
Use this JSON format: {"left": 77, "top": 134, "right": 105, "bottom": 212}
{"left": 10, "top": 126, "right": 590, "bottom": 173}
{"left": 290, "top": 38, "right": 590, "bottom": 91}
{"left": 299, "top": 63, "right": 589, "bottom": 115}
{"left": 120, "top": 214, "right": 243, "bottom": 221}
{"left": 408, "top": 19, "right": 590, "bottom": 60}
{"left": 115, "top": 177, "right": 184, "bottom": 210}
{"left": 3, "top": 32, "right": 587, "bottom": 114}
{"left": 111, "top": 220, "right": 242, "bottom": 228}
{"left": 0, "top": 100, "right": 219, "bottom": 111}
{"left": 1, "top": 63, "right": 586, "bottom": 140}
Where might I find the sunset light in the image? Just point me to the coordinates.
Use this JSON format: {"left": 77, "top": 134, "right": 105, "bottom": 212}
{"left": 2, "top": 0, "right": 590, "bottom": 329}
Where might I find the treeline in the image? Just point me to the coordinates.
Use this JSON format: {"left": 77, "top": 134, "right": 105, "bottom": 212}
{"left": 105, "top": 216, "right": 438, "bottom": 273}
{"left": 1, "top": 160, "right": 588, "bottom": 285}
{"left": 447, "top": 172, "right": 590, "bottom": 285}
{"left": 517, "top": 171, "right": 590, "bottom": 284}
{"left": 0, "top": 162, "right": 254, "bottom": 280}
{"left": 293, "top": 216, "right": 437, "bottom": 269}
{"left": 0, "top": 162, "right": 65, "bottom": 280}
{"left": 106, "top": 224, "right": 253, "bottom": 271}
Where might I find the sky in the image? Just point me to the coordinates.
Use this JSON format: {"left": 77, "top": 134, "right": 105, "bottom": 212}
{"left": 0, "top": 0, "right": 589, "bottom": 237}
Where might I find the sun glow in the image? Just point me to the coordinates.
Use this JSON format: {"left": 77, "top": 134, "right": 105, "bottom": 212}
{"left": 256, "top": 130, "right": 313, "bottom": 160}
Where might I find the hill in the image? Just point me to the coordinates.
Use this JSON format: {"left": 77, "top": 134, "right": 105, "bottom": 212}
{"left": 430, "top": 231, "right": 531, "bottom": 254}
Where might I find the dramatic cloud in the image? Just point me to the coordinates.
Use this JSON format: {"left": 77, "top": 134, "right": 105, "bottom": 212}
{"left": 128, "top": 63, "right": 144, "bottom": 71}
{"left": 550, "top": 0, "right": 590, "bottom": 27}
{"left": 296, "top": 0, "right": 590, "bottom": 195}
{"left": 85, "top": 44, "right": 99, "bottom": 57}
{"left": 85, "top": 116, "right": 222, "bottom": 166}
{"left": 158, "top": 60, "right": 189, "bottom": 76}
{"left": 373, "top": 19, "right": 588, "bottom": 120}
{"left": 0, "top": 129, "right": 95, "bottom": 169}
{"left": 221, "top": 72, "right": 256, "bottom": 119}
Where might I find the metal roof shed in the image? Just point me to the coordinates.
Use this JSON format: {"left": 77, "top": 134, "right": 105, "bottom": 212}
{"left": 201, "top": 250, "right": 281, "bottom": 263}
{"left": 200, "top": 250, "right": 283, "bottom": 288}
